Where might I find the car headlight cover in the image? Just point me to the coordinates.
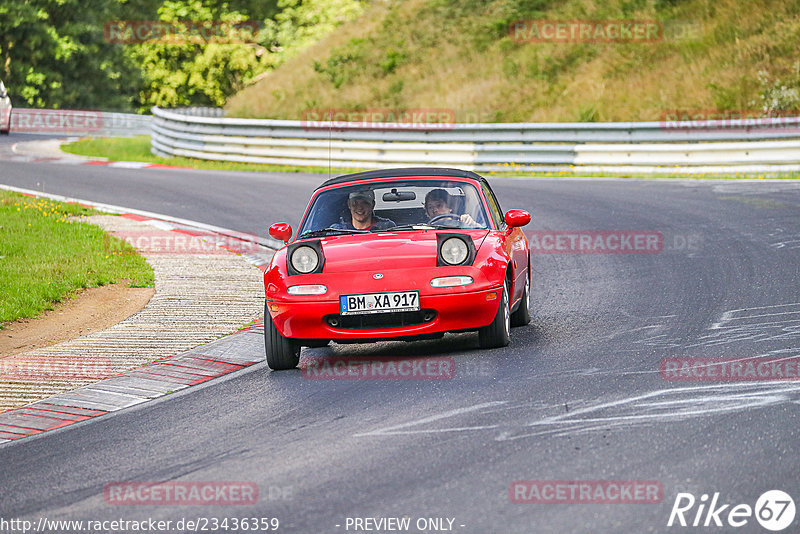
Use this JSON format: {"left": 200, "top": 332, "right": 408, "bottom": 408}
{"left": 291, "top": 246, "right": 319, "bottom": 273}
{"left": 431, "top": 276, "right": 473, "bottom": 287}
{"left": 440, "top": 237, "right": 469, "bottom": 265}
{"left": 287, "top": 284, "right": 327, "bottom": 295}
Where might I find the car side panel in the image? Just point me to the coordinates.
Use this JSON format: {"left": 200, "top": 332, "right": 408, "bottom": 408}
{"left": 507, "top": 226, "right": 529, "bottom": 308}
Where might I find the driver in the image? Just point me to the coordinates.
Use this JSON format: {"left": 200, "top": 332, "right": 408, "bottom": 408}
{"left": 424, "top": 189, "right": 478, "bottom": 226}
{"left": 332, "top": 189, "right": 396, "bottom": 230}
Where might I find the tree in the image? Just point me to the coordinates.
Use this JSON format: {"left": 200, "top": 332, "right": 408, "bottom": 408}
{"left": 0, "top": 0, "right": 142, "bottom": 109}
{"left": 0, "top": 0, "right": 363, "bottom": 111}
{"left": 125, "top": 0, "right": 271, "bottom": 109}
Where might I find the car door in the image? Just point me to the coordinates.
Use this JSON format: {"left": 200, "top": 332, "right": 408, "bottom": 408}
{"left": 481, "top": 182, "right": 527, "bottom": 304}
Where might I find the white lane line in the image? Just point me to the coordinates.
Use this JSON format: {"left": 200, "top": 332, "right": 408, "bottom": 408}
{"left": 107, "top": 161, "right": 151, "bottom": 169}
{"left": 353, "top": 401, "right": 508, "bottom": 437}
{"left": 355, "top": 379, "right": 800, "bottom": 442}
{"left": 497, "top": 382, "right": 800, "bottom": 441}
{"left": 711, "top": 303, "right": 800, "bottom": 325}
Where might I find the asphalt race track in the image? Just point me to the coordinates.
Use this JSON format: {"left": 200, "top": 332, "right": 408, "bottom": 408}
{"left": 2, "top": 135, "right": 800, "bottom": 532}
{"left": 0, "top": 134, "right": 319, "bottom": 234}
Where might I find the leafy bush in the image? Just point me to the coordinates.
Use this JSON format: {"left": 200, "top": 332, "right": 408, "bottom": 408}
{"left": 0, "top": 0, "right": 362, "bottom": 111}
{"left": 0, "top": 0, "right": 142, "bottom": 109}
{"left": 313, "top": 38, "right": 366, "bottom": 89}
{"left": 757, "top": 68, "right": 800, "bottom": 113}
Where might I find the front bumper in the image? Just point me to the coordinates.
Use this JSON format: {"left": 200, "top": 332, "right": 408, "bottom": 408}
{"left": 268, "top": 286, "right": 501, "bottom": 340}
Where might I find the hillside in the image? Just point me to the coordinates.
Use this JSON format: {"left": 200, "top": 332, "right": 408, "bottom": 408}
{"left": 225, "top": 0, "right": 800, "bottom": 122}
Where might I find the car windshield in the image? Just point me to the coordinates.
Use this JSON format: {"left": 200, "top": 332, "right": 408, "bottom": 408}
{"left": 298, "top": 179, "right": 491, "bottom": 237}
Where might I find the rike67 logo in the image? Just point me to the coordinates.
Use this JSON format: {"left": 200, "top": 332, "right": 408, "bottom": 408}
{"left": 668, "top": 490, "right": 795, "bottom": 531}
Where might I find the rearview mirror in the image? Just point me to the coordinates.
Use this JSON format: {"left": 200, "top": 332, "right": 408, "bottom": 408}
{"left": 382, "top": 189, "right": 416, "bottom": 202}
{"left": 269, "top": 222, "right": 292, "bottom": 243}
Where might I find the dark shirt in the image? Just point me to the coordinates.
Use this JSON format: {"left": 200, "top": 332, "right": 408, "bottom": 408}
{"left": 331, "top": 215, "right": 396, "bottom": 231}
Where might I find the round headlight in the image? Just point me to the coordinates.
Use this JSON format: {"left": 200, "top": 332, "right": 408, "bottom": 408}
{"left": 291, "top": 246, "right": 319, "bottom": 273}
{"left": 440, "top": 237, "right": 469, "bottom": 265}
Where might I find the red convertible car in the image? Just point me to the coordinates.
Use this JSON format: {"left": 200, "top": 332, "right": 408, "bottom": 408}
{"left": 264, "top": 168, "right": 532, "bottom": 370}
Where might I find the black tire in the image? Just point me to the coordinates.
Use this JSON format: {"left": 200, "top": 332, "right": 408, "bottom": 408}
{"left": 510, "top": 269, "right": 531, "bottom": 327}
{"left": 478, "top": 281, "right": 510, "bottom": 349}
{"left": 264, "top": 301, "right": 300, "bottom": 370}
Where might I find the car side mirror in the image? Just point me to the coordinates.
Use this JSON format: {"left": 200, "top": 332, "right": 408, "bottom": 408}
{"left": 269, "top": 222, "right": 292, "bottom": 243}
{"left": 504, "top": 209, "right": 531, "bottom": 228}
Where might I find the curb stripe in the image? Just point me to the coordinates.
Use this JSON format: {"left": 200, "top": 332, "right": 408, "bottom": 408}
{"left": 0, "top": 192, "right": 271, "bottom": 443}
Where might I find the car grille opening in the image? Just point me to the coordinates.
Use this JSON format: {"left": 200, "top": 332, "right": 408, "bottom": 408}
{"left": 325, "top": 310, "right": 437, "bottom": 330}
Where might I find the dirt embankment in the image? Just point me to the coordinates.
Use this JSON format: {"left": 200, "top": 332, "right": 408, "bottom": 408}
{"left": 0, "top": 284, "right": 154, "bottom": 357}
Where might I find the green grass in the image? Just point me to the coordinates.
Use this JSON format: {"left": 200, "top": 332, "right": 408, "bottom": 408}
{"left": 0, "top": 190, "right": 154, "bottom": 326}
{"left": 62, "top": 136, "right": 799, "bottom": 179}
{"left": 225, "top": 0, "right": 800, "bottom": 123}
{"left": 61, "top": 136, "right": 363, "bottom": 175}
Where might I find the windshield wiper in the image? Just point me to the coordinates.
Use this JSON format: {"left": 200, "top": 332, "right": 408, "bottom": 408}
{"left": 298, "top": 228, "right": 370, "bottom": 239}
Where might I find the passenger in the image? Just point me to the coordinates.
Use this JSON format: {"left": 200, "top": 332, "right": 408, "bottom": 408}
{"left": 332, "top": 189, "right": 396, "bottom": 230}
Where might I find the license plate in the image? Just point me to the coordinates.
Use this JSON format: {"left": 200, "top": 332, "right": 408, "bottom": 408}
{"left": 340, "top": 291, "right": 420, "bottom": 315}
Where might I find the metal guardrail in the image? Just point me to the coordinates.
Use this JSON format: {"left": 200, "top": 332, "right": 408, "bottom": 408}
{"left": 151, "top": 106, "right": 800, "bottom": 173}
{"left": 11, "top": 108, "right": 151, "bottom": 137}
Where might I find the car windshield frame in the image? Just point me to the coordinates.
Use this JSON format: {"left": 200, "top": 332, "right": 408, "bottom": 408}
{"left": 296, "top": 177, "right": 494, "bottom": 239}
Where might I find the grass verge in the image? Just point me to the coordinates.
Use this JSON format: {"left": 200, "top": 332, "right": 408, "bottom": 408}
{"left": 62, "top": 136, "right": 799, "bottom": 179}
{"left": 0, "top": 190, "right": 155, "bottom": 326}
{"left": 61, "top": 135, "right": 358, "bottom": 174}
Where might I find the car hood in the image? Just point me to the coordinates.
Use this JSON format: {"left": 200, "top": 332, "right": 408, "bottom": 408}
{"left": 311, "top": 229, "right": 490, "bottom": 273}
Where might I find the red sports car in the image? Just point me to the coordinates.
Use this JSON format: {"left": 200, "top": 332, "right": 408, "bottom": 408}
{"left": 264, "top": 168, "right": 532, "bottom": 370}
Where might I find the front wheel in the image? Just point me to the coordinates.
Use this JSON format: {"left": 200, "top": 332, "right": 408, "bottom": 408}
{"left": 478, "top": 281, "right": 510, "bottom": 349}
{"left": 264, "top": 301, "right": 300, "bottom": 370}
